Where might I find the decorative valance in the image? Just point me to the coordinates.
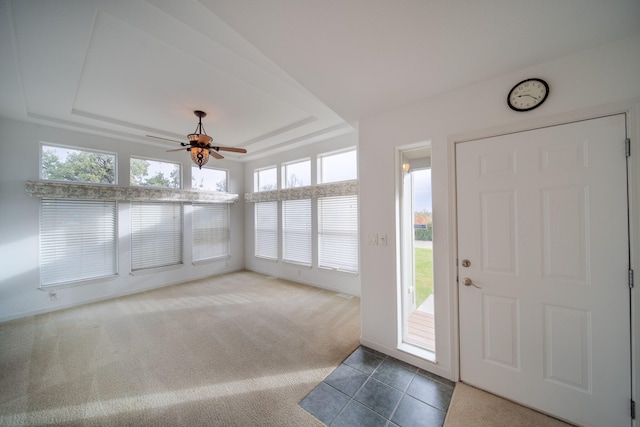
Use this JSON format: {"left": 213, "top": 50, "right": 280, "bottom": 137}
{"left": 244, "top": 179, "right": 358, "bottom": 203}
{"left": 25, "top": 181, "right": 239, "bottom": 203}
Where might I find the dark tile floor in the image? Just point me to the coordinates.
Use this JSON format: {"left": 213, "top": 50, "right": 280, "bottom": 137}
{"left": 300, "top": 346, "right": 455, "bottom": 427}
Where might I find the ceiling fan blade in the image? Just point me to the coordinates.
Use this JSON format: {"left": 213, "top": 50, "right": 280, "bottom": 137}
{"left": 198, "top": 134, "right": 213, "bottom": 144}
{"left": 146, "top": 135, "right": 185, "bottom": 144}
{"left": 166, "top": 147, "right": 189, "bottom": 152}
{"left": 209, "top": 150, "right": 224, "bottom": 159}
{"left": 215, "top": 146, "right": 247, "bottom": 154}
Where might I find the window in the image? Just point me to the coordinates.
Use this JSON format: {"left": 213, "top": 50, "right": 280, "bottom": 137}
{"left": 318, "top": 195, "right": 358, "bottom": 273}
{"left": 192, "top": 167, "right": 227, "bottom": 192}
{"left": 318, "top": 149, "right": 357, "bottom": 184}
{"left": 282, "top": 159, "right": 310, "bottom": 188}
{"left": 131, "top": 202, "right": 183, "bottom": 270}
{"left": 255, "top": 201, "right": 278, "bottom": 260}
{"left": 40, "top": 199, "right": 117, "bottom": 287}
{"left": 254, "top": 166, "right": 277, "bottom": 191}
{"left": 130, "top": 158, "right": 180, "bottom": 188}
{"left": 192, "top": 203, "right": 230, "bottom": 261}
{"left": 282, "top": 199, "right": 311, "bottom": 266}
{"left": 41, "top": 144, "right": 116, "bottom": 184}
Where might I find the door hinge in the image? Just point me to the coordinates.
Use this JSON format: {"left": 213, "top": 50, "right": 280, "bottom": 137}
{"left": 630, "top": 270, "right": 634, "bottom": 289}
{"left": 631, "top": 399, "right": 636, "bottom": 419}
{"left": 626, "top": 138, "right": 631, "bottom": 157}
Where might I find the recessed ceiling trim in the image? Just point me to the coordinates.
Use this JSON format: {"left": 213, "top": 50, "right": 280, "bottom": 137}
{"left": 70, "top": 7, "right": 99, "bottom": 125}
{"left": 242, "top": 123, "right": 354, "bottom": 161}
{"left": 27, "top": 112, "right": 175, "bottom": 149}
{"left": 71, "top": 108, "right": 185, "bottom": 141}
{"left": 240, "top": 116, "right": 317, "bottom": 147}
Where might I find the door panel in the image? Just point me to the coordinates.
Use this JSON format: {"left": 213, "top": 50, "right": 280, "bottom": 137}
{"left": 457, "top": 115, "right": 630, "bottom": 427}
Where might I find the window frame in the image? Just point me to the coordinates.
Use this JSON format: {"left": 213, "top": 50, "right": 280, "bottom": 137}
{"left": 130, "top": 201, "right": 184, "bottom": 272}
{"left": 192, "top": 203, "right": 231, "bottom": 263}
{"left": 40, "top": 143, "right": 118, "bottom": 185}
{"left": 191, "top": 166, "right": 228, "bottom": 192}
{"left": 130, "top": 156, "right": 182, "bottom": 189}
{"left": 282, "top": 198, "right": 312, "bottom": 266}
{"left": 40, "top": 198, "right": 119, "bottom": 289}
{"left": 254, "top": 166, "right": 278, "bottom": 192}
{"left": 317, "top": 194, "right": 359, "bottom": 274}
{"left": 254, "top": 201, "right": 278, "bottom": 260}
{"left": 317, "top": 148, "right": 358, "bottom": 184}
{"left": 282, "top": 158, "right": 311, "bottom": 189}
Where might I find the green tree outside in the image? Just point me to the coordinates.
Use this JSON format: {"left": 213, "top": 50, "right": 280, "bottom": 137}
{"left": 130, "top": 158, "right": 179, "bottom": 188}
{"left": 42, "top": 148, "right": 115, "bottom": 184}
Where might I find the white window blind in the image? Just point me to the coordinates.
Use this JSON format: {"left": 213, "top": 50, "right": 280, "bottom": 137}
{"left": 192, "top": 203, "right": 230, "bottom": 261}
{"left": 255, "top": 201, "right": 277, "bottom": 260}
{"left": 318, "top": 195, "right": 359, "bottom": 273}
{"left": 131, "top": 202, "right": 183, "bottom": 270}
{"left": 282, "top": 199, "right": 311, "bottom": 266}
{"left": 40, "top": 199, "right": 117, "bottom": 287}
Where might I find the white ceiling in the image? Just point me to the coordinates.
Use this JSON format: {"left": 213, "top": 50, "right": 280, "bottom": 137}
{"left": 1, "top": 0, "right": 639, "bottom": 161}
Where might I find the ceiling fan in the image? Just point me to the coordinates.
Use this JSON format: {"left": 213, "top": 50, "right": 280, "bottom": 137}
{"left": 146, "top": 110, "right": 247, "bottom": 169}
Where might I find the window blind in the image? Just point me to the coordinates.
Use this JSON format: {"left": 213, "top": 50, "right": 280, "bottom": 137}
{"left": 255, "top": 201, "right": 277, "bottom": 260}
{"left": 318, "top": 195, "right": 359, "bottom": 273}
{"left": 282, "top": 199, "right": 311, "bottom": 266}
{"left": 131, "top": 202, "right": 183, "bottom": 270}
{"left": 192, "top": 203, "right": 230, "bottom": 262}
{"left": 40, "top": 199, "right": 117, "bottom": 287}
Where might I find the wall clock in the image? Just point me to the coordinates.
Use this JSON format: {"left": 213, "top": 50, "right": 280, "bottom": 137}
{"left": 507, "top": 78, "right": 549, "bottom": 111}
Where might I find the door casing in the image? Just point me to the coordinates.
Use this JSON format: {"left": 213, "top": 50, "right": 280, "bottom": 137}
{"left": 447, "top": 101, "right": 639, "bottom": 418}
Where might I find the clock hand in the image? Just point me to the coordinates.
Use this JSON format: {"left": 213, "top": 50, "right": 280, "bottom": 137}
{"left": 517, "top": 94, "right": 540, "bottom": 100}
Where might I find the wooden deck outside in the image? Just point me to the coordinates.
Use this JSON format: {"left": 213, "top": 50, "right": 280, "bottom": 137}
{"left": 407, "top": 309, "right": 435, "bottom": 351}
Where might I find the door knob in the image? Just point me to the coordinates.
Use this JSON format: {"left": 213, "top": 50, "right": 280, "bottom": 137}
{"left": 463, "top": 277, "right": 482, "bottom": 289}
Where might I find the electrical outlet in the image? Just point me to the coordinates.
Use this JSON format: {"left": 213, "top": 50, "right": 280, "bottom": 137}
{"left": 367, "top": 233, "right": 378, "bottom": 245}
{"left": 49, "top": 291, "right": 58, "bottom": 301}
{"left": 379, "top": 234, "right": 387, "bottom": 246}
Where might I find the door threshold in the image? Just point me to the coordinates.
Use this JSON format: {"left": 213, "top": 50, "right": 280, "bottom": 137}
{"left": 398, "top": 342, "right": 436, "bottom": 363}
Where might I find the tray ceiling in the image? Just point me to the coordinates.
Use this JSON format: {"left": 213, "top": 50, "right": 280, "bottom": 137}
{"left": 1, "top": 0, "right": 639, "bottom": 160}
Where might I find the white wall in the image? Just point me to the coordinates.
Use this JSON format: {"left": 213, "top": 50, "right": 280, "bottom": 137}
{"left": 243, "top": 132, "right": 361, "bottom": 297}
{"left": 0, "top": 119, "right": 245, "bottom": 322}
{"left": 358, "top": 34, "right": 640, "bottom": 379}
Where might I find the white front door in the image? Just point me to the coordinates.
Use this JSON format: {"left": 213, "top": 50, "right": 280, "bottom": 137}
{"left": 456, "top": 114, "right": 631, "bottom": 426}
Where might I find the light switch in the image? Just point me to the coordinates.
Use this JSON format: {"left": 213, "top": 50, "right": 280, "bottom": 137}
{"left": 379, "top": 234, "right": 387, "bottom": 246}
{"left": 367, "top": 233, "right": 378, "bottom": 245}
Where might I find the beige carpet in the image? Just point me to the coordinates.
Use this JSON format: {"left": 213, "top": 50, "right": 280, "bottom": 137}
{"left": 444, "top": 382, "right": 575, "bottom": 427}
{"left": 0, "top": 271, "right": 361, "bottom": 426}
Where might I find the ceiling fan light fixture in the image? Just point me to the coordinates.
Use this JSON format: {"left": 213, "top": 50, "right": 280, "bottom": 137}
{"left": 190, "top": 147, "right": 210, "bottom": 169}
{"left": 160, "top": 110, "right": 246, "bottom": 165}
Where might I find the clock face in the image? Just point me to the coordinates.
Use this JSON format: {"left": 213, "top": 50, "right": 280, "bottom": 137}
{"left": 507, "top": 78, "right": 549, "bottom": 111}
